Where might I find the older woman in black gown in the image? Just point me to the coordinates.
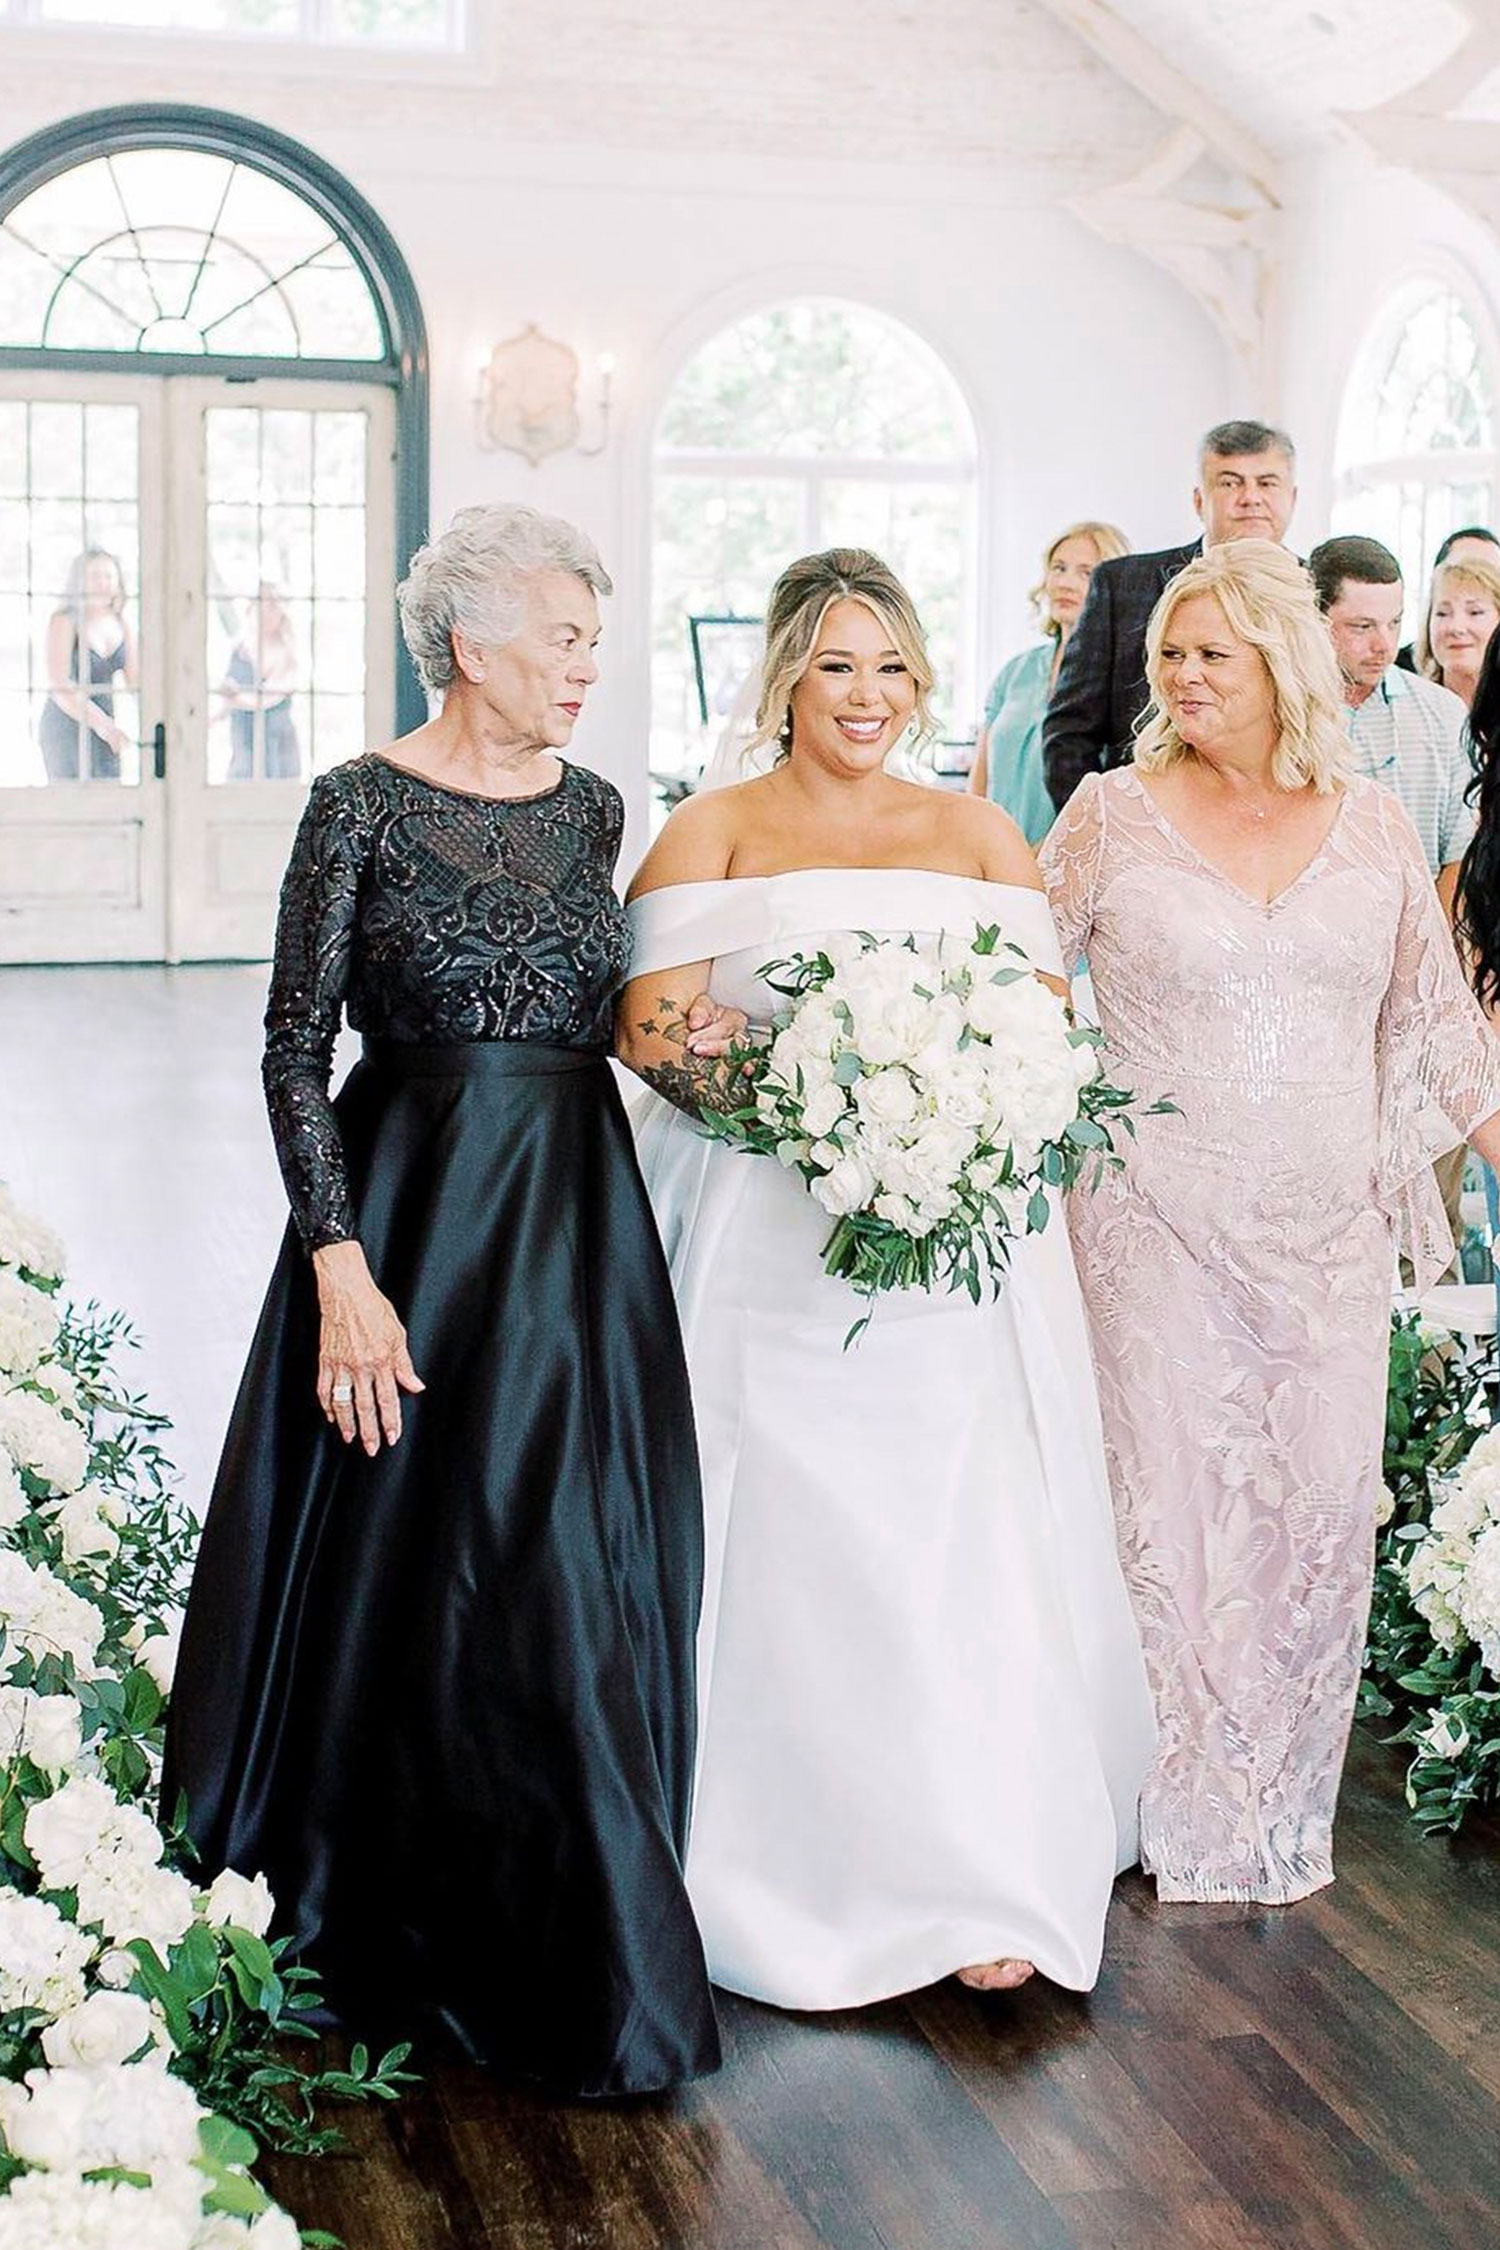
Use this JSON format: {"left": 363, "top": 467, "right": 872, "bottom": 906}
{"left": 164, "top": 504, "right": 725, "bottom": 2095}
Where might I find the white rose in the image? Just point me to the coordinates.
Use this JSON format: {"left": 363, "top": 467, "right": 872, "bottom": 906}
{"left": 0, "top": 1685, "right": 84, "bottom": 1776}
{"left": 909, "top": 1118, "right": 974, "bottom": 1190}
{"left": 809, "top": 1153, "right": 878, "bottom": 1218}
{"left": 873, "top": 1191, "right": 918, "bottom": 1231}
{"left": 850, "top": 993, "right": 932, "bottom": 1069}
{"left": 42, "top": 1989, "right": 159, "bottom": 2069}
{"left": 0, "top": 1188, "right": 66, "bottom": 1285}
{"left": 200, "top": 1866, "right": 276, "bottom": 1938}
{"left": 1418, "top": 1710, "right": 1472, "bottom": 1761}
{"left": 799, "top": 1080, "right": 849, "bottom": 1143}
{"left": 931, "top": 1056, "right": 993, "bottom": 1131}
{"left": 26, "top": 1773, "right": 131, "bottom": 1888}
{"left": 49, "top": 1482, "right": 127, "bottom": 1566}
{"left": 852, "top": 1068, "right": 920, "bottom": 1128}
{"left": 0, "top": 1892, "right": 94, "bottom": 2017}
{"left": 0, "top": 1385, "right": 89, "bottom": 1496}
{"left": 95, "top": 1946, "right": 142, "bottom": 1990}
{"left": 1373, "top": 1482, "right": 1396, "bottom": 1529}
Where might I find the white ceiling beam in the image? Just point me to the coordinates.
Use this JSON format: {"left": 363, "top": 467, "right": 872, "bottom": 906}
{"left": 1032, "top": 0, "right": 1282, "bottom": 205}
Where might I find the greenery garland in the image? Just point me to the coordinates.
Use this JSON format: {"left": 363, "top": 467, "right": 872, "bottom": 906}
{"left": 0, "top": 1187, "right": 413, "bottom": 2248}
{"left": 1363, "top": 1308, "right": 1500, "bottom": 1836}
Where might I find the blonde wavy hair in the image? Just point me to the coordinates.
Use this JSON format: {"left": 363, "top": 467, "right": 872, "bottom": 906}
{"left": 1030, "top": 519, "right": 1131, "bottom": 639}
{"left": 1135, "top": 540, "right": 1350, "bottom": 793}
{"left": 747, "top": 548, "right": 937, "bottom": 763}
{"left": 1417, "top": 554, "right": 1500, "bottom": 683}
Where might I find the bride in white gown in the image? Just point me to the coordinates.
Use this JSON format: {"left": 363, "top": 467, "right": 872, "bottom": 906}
{"left": 618, "top": 551, "right": 1154, "bottom": 2008}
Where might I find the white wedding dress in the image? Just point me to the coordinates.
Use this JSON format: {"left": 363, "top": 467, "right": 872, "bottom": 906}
{"left": 629, "top": 869, "right": 1155, "bottom": 2009}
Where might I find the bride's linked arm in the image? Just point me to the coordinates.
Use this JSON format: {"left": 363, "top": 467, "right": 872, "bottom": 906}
{"left": 617, "top": 792, "right": 750, "bottom": 1118}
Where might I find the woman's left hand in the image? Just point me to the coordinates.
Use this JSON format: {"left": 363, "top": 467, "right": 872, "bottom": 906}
{"left": 683, "top": 993, "right": 748, "bottom": 1057}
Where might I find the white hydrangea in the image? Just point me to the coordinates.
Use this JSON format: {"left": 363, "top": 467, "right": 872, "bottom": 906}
{"left": 1456, "top": 1522, "right": 1500, "bottom": 1677}
{"left": 47, "top": 1482, "right": 129, "bottom": 1566}
{"left": 26, "top": 1773, "right": 159, "bottom": 1890}
{"left": 0, "top": 1684, "right": 85, "bottom": 1777}
{"left": 0, "top": 1893, "right": 94, "bottom": 2018}
{"left": 0, "top": 1453, "right": 27, "bottom": 1536}
{"left": 77, "top": 1856, "right": 197, "bottom": 1950}
{"left": 0, "top": 1550, "right": 105, "bottom": 1673}
{"left": 0, "top": 1271, "right": 62, "bottom": 1380}
{"left": 0, "top": 1188, "right": 66, "bottom": 1286}
{"left": 0, "top": 2169, "right": 195, "bottom": 2250}
{"left": 0, "top": 1385, "right": 89, "bottom": 1496}
{"left": 0, "top": 2057, "right": 206, "bottom": 2175}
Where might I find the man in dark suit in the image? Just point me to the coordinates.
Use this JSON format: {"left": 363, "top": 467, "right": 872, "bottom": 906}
{"left": 1042, "top": 419, "right": 1298, "bottom": 810}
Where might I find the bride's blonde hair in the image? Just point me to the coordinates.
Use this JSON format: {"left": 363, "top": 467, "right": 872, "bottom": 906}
{"left": 747, "top": 548, "right": 937, "bottom": 764}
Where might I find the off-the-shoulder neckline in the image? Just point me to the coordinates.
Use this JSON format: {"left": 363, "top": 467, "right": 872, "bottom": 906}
{"left": 630, "top": 868, "right": 1049, "bottom": 899}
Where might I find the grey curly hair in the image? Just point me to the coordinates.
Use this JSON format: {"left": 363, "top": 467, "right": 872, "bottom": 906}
{"left": 397, "top": 504, "right": 613, "bottom": 696}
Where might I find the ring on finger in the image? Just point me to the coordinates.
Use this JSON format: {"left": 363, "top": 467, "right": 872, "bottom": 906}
{"left": 331, "top": 1382, "right": 354, "bottom": 1402}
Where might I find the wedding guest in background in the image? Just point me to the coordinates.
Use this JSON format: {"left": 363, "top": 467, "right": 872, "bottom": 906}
{"left": 38, "top": 547, "right": 137, "bottom": 782}
{"left": 164, "top": 503, "right": 727, "bottom": 2096}
{"left": 1043, "top": 419, "right": 1298, "bottom": 811}
{"left": 1398, "top": 526, "right": 1500, "bottom": 673}
{"left": 968, "top": 520, "right": 1130, "bottom": 843}
{"left": 1418, "top": 551, "right": 1500, "bottom": 710}
{"left": 1310, "top": 535, "right": 1472, "bottom": 917}
{"left": 1312, "top": 532, "right": 1476, "bottom": 1274}
{"left": 1457, "top": 634, "right": 1500, "bottom": 1021}
{"left": 1041, "top": 540, "right": 1500, "bottom": 1907}
{"left": 220, "top": 583, "right": 302, "bottom": 780}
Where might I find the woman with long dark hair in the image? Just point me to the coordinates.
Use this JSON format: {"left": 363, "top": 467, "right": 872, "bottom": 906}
{"left": 1456, "top": 634, "right": 1500, "bottom": 1013}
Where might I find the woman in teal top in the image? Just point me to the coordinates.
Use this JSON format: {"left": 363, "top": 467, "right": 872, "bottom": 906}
{"left": 969, "top": 519, "right": 1129, "bottom": 843}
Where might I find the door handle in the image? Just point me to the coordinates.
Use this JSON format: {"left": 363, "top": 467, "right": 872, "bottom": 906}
{"left": 152, "top": 722, "right": 166, "bottom": 781}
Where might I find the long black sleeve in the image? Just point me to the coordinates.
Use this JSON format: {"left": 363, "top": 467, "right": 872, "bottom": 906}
{"left": 261, "top": 774, "right": 367, "bottom": 1252}
{"left": 1042, "top": 565, "right": 1115, "bottom": 812}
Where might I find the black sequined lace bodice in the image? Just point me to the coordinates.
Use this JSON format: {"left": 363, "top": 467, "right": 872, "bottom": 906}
{"left": 263, "top": 754, "right": 631, "bottom": 1249}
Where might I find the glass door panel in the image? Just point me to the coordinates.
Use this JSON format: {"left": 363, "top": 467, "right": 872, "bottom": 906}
{"left": 0, "top": 371, "right": 164, "bottom": 963}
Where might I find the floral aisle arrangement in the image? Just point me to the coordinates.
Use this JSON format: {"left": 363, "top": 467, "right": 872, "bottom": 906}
{"left": 700, "top": 926, "right": 1160, "bottom": 1340}
{"left": 1362, "top": 1309, "right": 1500, "bottom": 1836}
{"left": 0, "top": 1185, "right": 413, "bottom": 2247}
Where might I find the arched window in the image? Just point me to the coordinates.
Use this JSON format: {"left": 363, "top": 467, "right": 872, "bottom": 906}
{"left": 650, "top": 299, "right": 977, "bottom": 788}
{"left": 1333, "top": 278, "right": 1498, "bottom": 630}
{"left": 0, "top": 106, "right": 428, "bottom": 963}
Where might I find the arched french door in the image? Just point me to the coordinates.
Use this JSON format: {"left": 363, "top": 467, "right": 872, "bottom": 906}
{"left": 0, "top": 104, "right": 428, "bottom": 962}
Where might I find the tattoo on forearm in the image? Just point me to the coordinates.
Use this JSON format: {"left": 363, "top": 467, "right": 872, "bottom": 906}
{"left": 636, "top": 994, "right": 746, "bottom": 1118}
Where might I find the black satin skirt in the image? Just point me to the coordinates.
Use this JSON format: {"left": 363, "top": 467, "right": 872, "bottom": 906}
{"left": 163, "top": 1040, "right": 720, "bottom": 2096}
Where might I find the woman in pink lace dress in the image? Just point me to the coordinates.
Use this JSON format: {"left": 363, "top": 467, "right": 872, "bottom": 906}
{"left": 1041, "top": 541, "right": 1500, "bottom": 1905}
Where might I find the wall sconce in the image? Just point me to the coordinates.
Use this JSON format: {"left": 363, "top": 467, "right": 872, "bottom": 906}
{"left": 475, "top": 324, "right": 614, "bottom": 463}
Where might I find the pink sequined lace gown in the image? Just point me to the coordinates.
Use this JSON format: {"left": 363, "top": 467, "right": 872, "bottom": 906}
{"left": 1040, "top": 769, "right": 1500, "bottom": 1904}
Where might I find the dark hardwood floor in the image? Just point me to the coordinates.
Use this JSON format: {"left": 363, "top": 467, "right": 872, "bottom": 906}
{"left": 251, "top": 1730, "right": 1500, "bottom": 2250}
{"left": 7, "top": 967, "right": 1500, "bottom": 2250}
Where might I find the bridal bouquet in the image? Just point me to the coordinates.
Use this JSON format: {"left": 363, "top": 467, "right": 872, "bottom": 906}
{"left": 700, "top": 925, "right": 1154, "bottom": 1338}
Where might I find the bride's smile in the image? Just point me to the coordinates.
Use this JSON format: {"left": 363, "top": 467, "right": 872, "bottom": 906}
{"left": 790, "top": 596, "right": 918, "bottom": 770}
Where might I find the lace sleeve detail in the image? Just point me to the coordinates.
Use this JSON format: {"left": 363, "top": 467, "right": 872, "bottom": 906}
{"left": 261, "top": 772, "right": 369, "bottom": 1252}
{"left": 1038, "top": 771, "right": 1105, "bottom": 974}
{"left": 1375, "top": 792, "right": 1500, "bottom": 1289}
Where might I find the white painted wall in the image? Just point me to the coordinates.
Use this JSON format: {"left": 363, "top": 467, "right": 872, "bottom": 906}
{"left": 313, "top": 134, "right": 1230, "bottom": 867}
{"left": 1277, "top": 142, "right": 1500, "bottom": 543}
